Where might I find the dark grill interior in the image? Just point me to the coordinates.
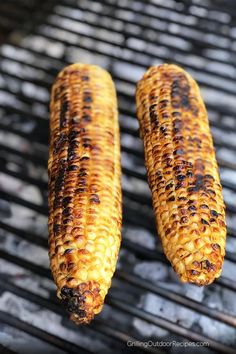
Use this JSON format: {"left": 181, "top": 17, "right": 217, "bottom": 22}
{"left": 1, "top": 0, "right": 236, "bottom": 353}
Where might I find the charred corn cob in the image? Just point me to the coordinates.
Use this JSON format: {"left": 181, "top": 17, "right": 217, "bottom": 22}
{"left": 48, "top": 63, "right": 122, "bottom": 324}
{"left": 136, "top": 64, "right": 226, "bottom": 285}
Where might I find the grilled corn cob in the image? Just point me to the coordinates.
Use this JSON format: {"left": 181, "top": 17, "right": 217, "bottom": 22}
{"left": 136, "top": 64, "right": 226, "bottom": 285}
{"left": 48, "top": 63, "right": 122, "bottom": 324}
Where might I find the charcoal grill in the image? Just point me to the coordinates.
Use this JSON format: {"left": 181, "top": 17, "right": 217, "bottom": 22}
{"left": 1, "top": 0, "right": 236, "bottom": 353}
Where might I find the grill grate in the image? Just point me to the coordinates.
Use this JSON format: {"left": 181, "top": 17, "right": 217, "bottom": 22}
{"left": 1, "top": 0, "right": 236, "bottom": 353}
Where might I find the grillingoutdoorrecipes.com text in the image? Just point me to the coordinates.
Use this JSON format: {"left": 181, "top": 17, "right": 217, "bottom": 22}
{"left": 126, "top": 340, "right": 210, "bottom": 348}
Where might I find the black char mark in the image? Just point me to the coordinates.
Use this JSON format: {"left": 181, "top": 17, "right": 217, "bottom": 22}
{"left": 171, "top": 73, "right": 199, "bottom": 116}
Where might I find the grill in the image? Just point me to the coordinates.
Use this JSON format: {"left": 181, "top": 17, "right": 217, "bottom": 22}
{"left": 1, "top": 0, "right": 236, "bottom": 353}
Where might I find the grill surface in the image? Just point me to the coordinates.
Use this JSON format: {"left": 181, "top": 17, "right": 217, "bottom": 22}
{"left": 1, "top": 0, "right": 236, "bottom": 353}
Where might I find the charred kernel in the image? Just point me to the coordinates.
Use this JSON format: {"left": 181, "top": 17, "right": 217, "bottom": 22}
{"left": 188, "top": 205, "right": 196, "bottom": 211}
{"left": 82, "top": 114, "right": 91, "bottom": 122}
{"left": 80, "top": 156, "right": 90, "bottom": 161}
{"left": 188, "top": 187, "right": 199, "bottom": 193}
{"left": 81, "top": 75, "right": 89, "bottom": 81}
{"left": 166, "top": 183, "right": 173, "bottom": 190}
{"left": 167, "top": 196, "right": 175, "bottom": 202}
{"left": 175, "top": 182, "right": 183, "bottom": 190}
{"left": 53, "top": 224, "right": 61, "bottom": 234}
{"left": 62, "top": 197, "right": 72, "bottom": 206}
{"left": 180, "top": 216, "right": 188, "bottom": 223}
{"left": 211, "top": 210, "right": 218, "bottom": 217}
{"left": 162, "top": 112, "right": 169, "bottom": 119}
{"left": 209, "top": 218, "right": 216, "bottom": 223}
{"left": 64, "top": 248, "right": 74, "bottom": 254}
{"left": 78, "top": 171, "right": 87, "bottom": 177}
{"left": 68, "top": 165, "right": 79, "bottom": 171}
{"left": 190, "top": 270, "right": 200, "bottom": 276}
{"left": 177, "top": 174, "right": 185, "bottom": 181}
{"left": 160, "top": 126, "right": 167, "bottom": 133}
{"left": 165, "top": 228, "right": 171, "bottom": 235}
{"left": 200, "top": 204, "right": 209, "bottom": 209}
{"left": 61, "top": 286, "right": 73, "bottom": 297}
{"left": 178, "top": 197, "right": 187, "bottom": 201}
{"left": 173, "top": 149, "right": 185, "bottom": 155}
{"left": 62, "top": 207, "right": 73, "bottom": 216}
{"left": 212, "top": 243, "right": 221, "bottom": 251}
{"left": 90, "top": 194, "right": 100, "bottom": 204}
{"left": 205, "top": 174, "right": 214, "bottom": 180}
{"left": 83, "top": 96, "right": 92, "bottom": 103}
{"left": 186, "top": 171, "right": 193, "bottom": 177}
{"left": 172, "top": 111, "right": 181, "bottom": 117}
{"left": 207, "top": 189, "right": 216, "bottom": 196}
{"left": 201, "top": 218, "right": 209, "bottom": 225}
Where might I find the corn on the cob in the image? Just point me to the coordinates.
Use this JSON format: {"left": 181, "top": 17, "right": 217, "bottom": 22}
{"left": 48, "top": 63, "right": 122, "bottom": 324}
{"left": 136, "top": 64, "right": 226, "bottom": 285}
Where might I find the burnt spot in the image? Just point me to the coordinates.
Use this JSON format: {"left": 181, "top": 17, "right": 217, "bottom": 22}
{"left": 201, "top": 260, "right": 215, "bottom": 272}
{"left": 188, "top": 186, "right": 200, "bottom": 193}
{"left": 188, "top": 205, "right": 196, "bottom": 211}
{"left": 80, "top": 156, "right": 90, "bottom": 161}
{"left": 62, "top": 196, "right": 72, "bottom": 207}
{"left": 53, "top": 224, "right": 61, "bottom": 235}
{"left": 201, "top": 218, "right": 209, "bottom": 225}
{"left": 180, "top": 216, "right": 188, "bottom": 223}
{"left": 205, "top": 174, "right": 214, "bottom": 180}
{"left": 78, "top": 171, "right": 87, "bottom": 177}
{"left": 200, "top": 204, "right": 209, "bottom": 209}
{"left": 165, "top": 228, "right": 171, "bottom": 235}
{"left": 212, "top": 243, "right": 221, "bottom": 251}
{"left": 181, "top": 95, "right": 190, "bottom": 109}
{"left": 90, "top": 194, "right": 100, "bottom": 204}
{"left": 173, "top": 119, "right": 183, "bottom": 134}
{"left": 149, "top": 105, "right": 158, "bottom": 125}
{"left": 60, "top": 99, "right": 70, "bottom": 128}
{"left": 210, "top": 218, "right": 216, "bottom": 223}
{"left": 177, "top": 174, "right": 185, "bottom": 181}
{"left": 75, "top": 188, "right": 85, "bottom": 194}
{"left": 63, "top": 207, "right": 73, "bottom": 217}
{"left": 159, "top": 99, "right": 169, "bottom": 109}
{"left": 186, "top": 171, "right": 193, "bottom": 177}
{"left": 207, "top": 189, "right": 216, "bottom": 197}
{"left": 172, "top": 111, "right": 181, "bottom": 117}
{"left": 160, "top": 125, "right": 167, "bottom": 134}
{"left": 174, "top": 148, "right": 185, "bottom": 156}
{"left": 55, "top": 169, "right": 66, "bottom": 193}
{"left": 68, "top": 151, "right": 76, "bottom": 161}
{"left": 175, "top": 182, "right": 183, "bottom": 190}
{"left": 190, "top": 270, "right": 200, "bottom": 276}
{"left": 166, "top": 183, "right": 173, "bottom": 190}
{"left": 63, "top": 216, "right": 74, "bottom": 224}
{"left": 178, "top": 196, "right": 188, "bottom": 201}
{"left": 81, "top": 75, "right": 89, "bottom": 81}
{"left": 61, "top": 286, "right": 73, "bottom": 297}
{"left": 211, "top": 210, "right": 218, "bottom": 217}
{"left": 167, "top": 196, "right": 175, "bottom": 202}
{"left": 68, "top": 130, "right": 80, "bottom": 141}
{"left": 83, "top": 95, "right": 92, "bottom": 103}
{"left": 82, "top": 114, "right": 91, "bottom": 123}
{"left": 68, "top": 165, "right": 79, "bottom": 171}
{"left": 64, "top": 248, "right": 74, "bottom": 255}
{"left": 161, "top": 112, "right": 169, "bottom": 119}
{"left": 195, "top": 174, "right": 204, "bottom": 188}
{"left": 54, "top": 133, "right": 67, "bottom": 154}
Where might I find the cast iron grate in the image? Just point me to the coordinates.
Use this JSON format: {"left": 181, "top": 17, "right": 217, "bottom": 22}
{"left": 0, "top": 0, "right": 236, "bottom": 353}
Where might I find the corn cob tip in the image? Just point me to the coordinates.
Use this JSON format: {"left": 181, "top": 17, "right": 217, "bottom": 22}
{"left": 59, "top": 281, "right": 103, "bottom": 324}
{"left": 174, "top": 247, "right": 224, "bottom": 286}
